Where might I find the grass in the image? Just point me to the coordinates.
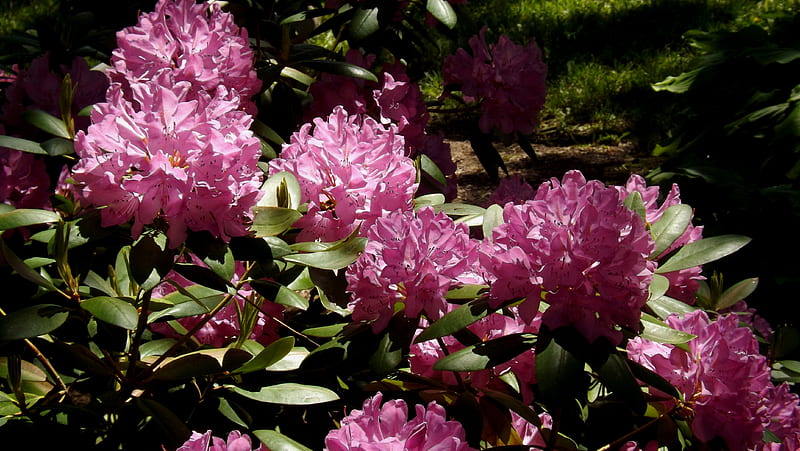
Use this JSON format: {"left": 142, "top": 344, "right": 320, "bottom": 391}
{"left": 423, "top": 0, "right": 800, "bottom": 149}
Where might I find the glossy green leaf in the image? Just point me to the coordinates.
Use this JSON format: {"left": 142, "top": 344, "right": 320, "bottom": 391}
{"left": 482, "top": 204, "right": 504, "bottom": 240}
{"left": 275, "top": 285, "right": 310, "bottom": 311}
{"left": 200, "top": 243, "right": 235, "bottom": 282}
{"left": 259, "top": 171, "right": 301, "bottom": 209}
{"left": 0, "top": 135, "right": 47, "bottom": 154}
{"left": 627, "top": 359, "right": 681, "bottom": 398}
{"left": 650, "top": 204, "right": 692, "bottom": 258}
{"left": 235, "top": 337, "right": 295, "bottom": 374}
{"left": 647, "top": 295, "right": 698, "bottom": 320}
{"left": 80, "top": 296, "right": 139, "bottom": 330}
{"left": 227, "top": 383, "right": 339, "bottom": 405}
{"left": 129, "top": 233, "right": 172, "bottom": 292}
{"left": 298, "top": 60, "right": 377, "bottom": 83}
{"left": 283, "top": 237, "right": 366, "bottom": 270}
{"left": 139, "top": 338, "right": 178, "bottom": 358}
{"left": 594, "top": 353, "right": 646, "bottom": 414}
{"left": 348, "top": 7, "right": 379, "bottom": 41}
{"left": 415, "top": 298, "right": 492, "bottom": 343}
{"left": 477, "top": 387, "right": 542, "bottom": 428}
{"left": 445, "top": 284, "right": 488, "bottom": 300}
{"left": 713, "top": 277, "right": 758, "bottom": 310}
{"left": 302, "top": 323, "right": 346, "bottom": 337}
{"left": 623, "top": 191, "right": 647, "bottom": 223}
{"left": 265, "top": 347, "right": 309, "bottom": 371}
{"left": 218, "top": 397, "right": 251, "bottom": 428}
{"left": 535, "top": 336, "right": 585, "bottom": 405}
{"left": 148, "top": 294, "right": 224, "bottom": 323}
{"left": 21, "top": 109, "right": 71, "bottom": 139}
{"left": 419, "top": 153, "right": 447, "bottom": 186}
{"left": 41, "top": 137, "right": 75, "bottom": 156}
{"left": 0, "top": 357, "right": 48, "bottom": 381}
{"left": 265, "top": 236, "right": 293, "bottom": 259}
{"left": 254, "top": 430, "right": 313, "bottom": 451}
{"left": 441, "top": 203, "right": 485, "bottom": 217}
{"left": 648, "top": 274, "right": 670, "bottom": 301}
{"left": 640, "top": 313, "right": 697, "bottom": 344}
{"left": 656, "top": 235, "right": 750, "bottom": 273}
{"left": 0, "top": 304, "right": 69, "bottom": 341}
{"left": 152, "top": 348, "right": 252, "bottom": 380}
{"left": 0, "top": 209, "right": 60, "bottom": 231}
{"left": 415, "top": 193, "right": 446, "bottom": 210}
{"left": 251, "top": 207, "right": 302, "bottom": 237}
{"left": 370, "top": 331, "right": 405, "bottom": 375}
{"left": 426, "top": 0, "right": 457, "bottom": 28}
{"left": 433, "top": 333, "right": 536, "bottom": 372}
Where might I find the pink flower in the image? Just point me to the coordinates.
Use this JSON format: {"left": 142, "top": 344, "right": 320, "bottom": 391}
{"left": 150, "top": 257, "right": 283, "bottom": 348}
{"left": 627, "top": 310, "right": 776, "bottom": 449}
{"left": 760, "top": 383, "right": 800, "bottom": 450}
{"left": 269, "top": 107, "right": 417, "bottom": 242}
{"left": 511, "top": 410, "right": 552, "bottom": 448}
{"left": 324, "top": 392, "right": 475, "bottom": 451}
{"left": 71, "top": 74, "right": 263, "bottom": 246}
{"left": 443, "top": 27, "right": 547, "bottom": 135}
{"left": 480, "top": 171, "right": 655, "bottom": 344}
{"left": 0, "top": 146, "right": 50, "bottom": 210}
{"left": 410, "top": 306, "right": 539, "bottom": 402}
{"left": 346, "top": 207, "right": 479, "bottom": 332}
{"left": 484, "top": 174, "right": 535, "bottom": 207}
{"left": 109, "top": 0, "right": 260, "bottom": 112}
{"left": 616, "top": 174, "right": 704, "bottom": 303}
{"left": 177, "top": 430, "right": 267, "bottom": 451}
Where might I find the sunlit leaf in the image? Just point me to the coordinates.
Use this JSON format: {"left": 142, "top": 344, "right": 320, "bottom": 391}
{"left": 235, "top": 337, "right": 295, "bottom": 374}
{"left": 227, "top": 383, "right": 339, "bottom": 405}
{"left": 419, "top": 154, "right": 447, "bottom": 186}
{"left": 254, "top": 430, "right": 313, "bottom": 451}
{"left": 482, "top": 204, "right": 504, "bottom": 240}
{"left": 647, "top": 295, "right": 698, "bottom": 320}
{"left": 259, "top": 171, "right": 302, "bottom": 209}
{"left": 0, "top": 357, "right": 48, "bottom": 381}
{"left": 713, "top": 277, "right": 758, "bottom": 311}
{"left": 0, "top": 135, "right": 47, "bottom": 155}
{"left": 623, "top": 191, "right": 646, "bottom": 223}
{"left": 41, "top": 137, "right": 75, "bottom": 156}
{"left": 21, "top": 109, "right": 71, "bottom": 139}
{"left": 283, "top": 237, "right": 366, "bottom": 270}
{"left": 348, "top": 7, "right": 379, "bottom": 41}
{"left": 80, "top": 296, "right": 139, "bottom": 330}
{"left": 152, "top": 348, "right": 252, "bottom": 380}
{"left": 265, "top": 347, "right": 309, "bottom": 371}
{"left": 440, "top": 203, "right": 485, "bottom": 217}
{"left": 415, "top": 193, "right": 446, "bottom": 210}
{"left": 650, "top": 204, "right": 693, "bottom": 258}
{"left": 433, "top": 333, "right": 536, "bottom": 372}
{"left": 656, "top": 235, "right": 750, "bottom": 273}
{"left": 640, "top": 313, "right": 697, "bottom": 344}
{"left": 426, "top": 0, "right": 457, "bottom": 28}
{"left": 218, "top": 397, "right": 251, "bottom": 429}
{"left": 302, "top": 324, "right": 346, "bottom": 337}
{"left": 445, "top": 284, "right": 488, "bottom": 300}
{"left": 0, "top": 209, "right": 60, "bottom": 231}
{"left": 251, "top": 207, "right": 302, "bottom": 237}
{"left": 415, "top": 298, "right": 492, "bottom": 343}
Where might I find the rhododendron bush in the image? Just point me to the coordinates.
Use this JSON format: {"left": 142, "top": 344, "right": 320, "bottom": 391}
{"left": 0, "top": 0, "right": 798, "bottom": 450}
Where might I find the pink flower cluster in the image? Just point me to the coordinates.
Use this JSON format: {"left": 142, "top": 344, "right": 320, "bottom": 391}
{"left": 150, "top": 257, "right": 283, "bottom": 347}
{"left": 0, "top": 143, "right": 49, "bottom": 210}
{"left": 268, "top": 106, "right": 417, "bottom": 242}
{"left": 410, "top": 306, "right": 539, "bottom": 402}
{"left": 177, "top": 430, "right": 266, "bottom": 451}
{"left": 616, "top": 174, "right": 704, "bottom": 303}
{"left": 484, "top": 174, "right": 536, "bottom": 207}
{"left": 307, "top": 50, "right": 457, "bottom": 199}
{"left": 627, "top": 310, "right": 800, "bottom": 449}
{"left": 480, "top": 170, "right": 655, "bottom": 344}
{"left": 346, "top": 207, "right": 478, "bottom": 332}
{"left": 443, "top": 27, "right": 547, "bottom": 136}
{"left": 71, "top": 0, "right": 262, "bottom": 247}
{"left": 324, "top": 392, "right": 475, "bottom": 451}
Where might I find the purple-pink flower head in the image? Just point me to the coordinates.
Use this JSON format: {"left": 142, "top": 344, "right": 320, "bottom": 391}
{"left": 443, "top": 27, "right": 547, "bottom": 136}
{"left": 484, "top": 174, "right": 536, "bottom": 207}
{"left": 346, "top": 207, "right": 479, "bottom": 332}
{"left": 410, "top": 306, "right": 539, "bottom": 403}
{"left": 615, "top": 174, "right": 704, "bottom": 304}
{"left": 1, "top": 146, "right": 50, "bottom": 211}
{"left": 177, "top": 430, "right": 267, "bottom": 451}
{"left": 481, "top": 170, "right": 655, "bottom": 344}
{"left": 324, "top": 392, "right": 475, "bottom": 451}
{"left": 150, "top": 257, "right": 283, "bottom": 348}
{"left": 627, "top": 310, "right": 778, "bottom": 449}
{"left": 71, "top": 76, "right": 263, "bottom": 247}
{"left": 110, "top": 0, "right": 260, "bottom": 112}
{"left": 269, "top": 106, "right": 418, "bottom": 242}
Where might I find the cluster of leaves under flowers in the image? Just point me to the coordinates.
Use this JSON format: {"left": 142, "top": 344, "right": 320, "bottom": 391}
{"left": 0, "top": 0, "right": 799, "bottom": 450}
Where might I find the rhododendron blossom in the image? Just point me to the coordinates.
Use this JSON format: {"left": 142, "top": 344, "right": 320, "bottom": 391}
{"left": 443, "top": 27, "right": 547, "bottom": 135}
{"left": 0, "top": 145, "right": 50, "bottom": 210}
{"left": 616, "top": 174, "right": 704, "bottom": 303}
{"left": 346, "top": 207, "right": 479, "bottom": 332}
{"left": 480, "top": 171, "right": 655, "bottom": 344}
{"left": 324, "top": 392, "right": 475, "bottom": 451}
{"left": 484, "top": 174, "right": 536, "bottom": 207}
{"left": 627, "top": 310, "right": 796, "bottom": 449}
{"left": 269, "top": 106, "right": 417, "bottom": 242}
{"left": 71, "top": 77, "right": 262, "bottom": 246}
{"left": 109, "top": 0, "right": 260, "bottom": 112}
{"left": 177, "top": 430, "right": 267, "bottom": 451}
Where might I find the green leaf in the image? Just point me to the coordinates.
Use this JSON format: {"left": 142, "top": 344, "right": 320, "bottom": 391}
{"left": 275, "top": 285, "right": 310, "bottom": 310}
{"left": 440, "top": 203, "right": 485, "bottom": 217}
{"left": 623, "top": 191, "right": 647, "bottom": 223}
{"left": 0, "top": 135, "right": 47, "bottom": 154}
{"left": 648, "top": 274, "right": 670, "bottom": 301}
{"left": 594, "top": 353, "right": 646, "bottom": 414}
{"left": 139, "top": 338, "right": 178, "bottom": 358}
{"left": 302, "top": 323, "right": 346, "bottom": 337}
{"left": 136, "top": 398, "right": 192, "bottom": 445}
{"left": 152, "top": 348, "right": 252, "bottom": 380}
{"left": 0, "top": 304, "right": 69, "bottom": 341}
{"left": 656, "top": 235, "right": 750, "bottom": 274}
{"left": 129, "top": 233, "right": 172, "bottom": 292}
{"left": 433, "top": 333, "right": 536, "bottom": 372}
{"left": 235, "top": 337, "right": 295, "bottom": 374}
{"left": 426, "top": 0, "right": 457, "bottom": 28}
{"left": 370, "top": 331, "right": 405, "bottom": 375}
{"left": 0, "top": 357, "right": 48, "bottom": 381}
{"left": 647, "top": 295, "right": 698, "bottom": 320}
{"left": 415, "top": 298, "right": 492, "bottom": 343}
{"left": 713, "top": 277, "right": 758, "bottom": 311}
{"left": 650, "top": 204, "right": 692, "bottom": 258}
{"left": 482, "top": 204, "right": 504, "bottom": 240}
{"left": 298, "top": 60, "right": 378, "bottom": 83}
{"left": 535, "top": 336, "right": 585, "bottom": 405}
{"left": 640, "top": 313, "right": 697, "bottom": 344}
{"left": 80, "top": 296, "right": 139, "bottom": 330}
{"left": 652, "top": 67, "right": 701, "bottom": 93}
{"left": 415, "top": 193, "right": 446, "bottom": 210}
{"left": 348, "top": 7, "right": 379, "bottom": 41}
{"left": 252, "top": 119, "right": 286, "bottom": 146}
{"left": 218, "top": 397, "right": 251, "bottom": 428}
{"left": 445, "top": 284, "right": 488, "bottom": 300}
{"left": 251, "top": 207, "right": 302, "bottom": 237}
{"left": 0, "top": 241, "right": 60, "bottom": 293}
{"left": 627, "top": 359, "right": 681, "bottom": 398}
{"left": 21, "top": 109, "right": 71, "bottom": 139}
{"left": 227, "top": 383, "right": 339, "bottom": 405}
{"left": 41, "top": 137, "right": 75, "bottom": 156}
{"left": 283, "top": 237, "right": 367, "bottom": 270}
{"left": 419, "top": 153, "right": 447, "bottom": 186}
{"left": 148, "top": 293, "right": 224, "bottom": 323}
{"left": 265, "top": 347, "right": 309, "bottom": 371}
{"left": 259, "top": 171, "right": 302, "bottom": 209}
{"left": 0, "top": 209, "right": 61, "bottom": 231}
{"left": 254, "top": 430, "right": 313, "bottom": 451}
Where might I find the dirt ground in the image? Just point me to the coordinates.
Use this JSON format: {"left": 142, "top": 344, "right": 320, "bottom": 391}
{"left": 449, "top": 139, "right": 649, "bottom": 205}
